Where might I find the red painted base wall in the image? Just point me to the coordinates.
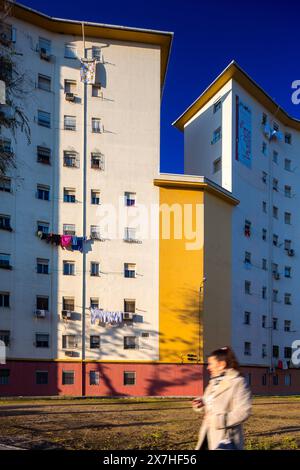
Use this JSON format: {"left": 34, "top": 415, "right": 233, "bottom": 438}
{"left": 0, "top": 362, "right": 299, "bottom": 397}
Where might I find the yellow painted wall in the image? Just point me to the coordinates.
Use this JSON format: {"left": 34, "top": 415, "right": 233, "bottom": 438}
{"left": 159, "top": 187, "right": 204, "bottom": 363}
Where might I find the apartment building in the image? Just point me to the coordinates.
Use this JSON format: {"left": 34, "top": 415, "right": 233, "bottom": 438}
{"left": 173, "top": 61, "right": 300, "bottom": 393}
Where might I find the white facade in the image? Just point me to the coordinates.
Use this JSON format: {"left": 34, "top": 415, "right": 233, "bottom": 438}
{"left": 0, "top": 11, "right": 170, "bottom": 362}
{"left": 181, "top": 65, "right": 300, "bottom": 368}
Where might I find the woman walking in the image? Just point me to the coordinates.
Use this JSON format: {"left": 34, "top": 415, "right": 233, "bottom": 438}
{"left": 192, "top": 346, "right": 252, "bottom": 450}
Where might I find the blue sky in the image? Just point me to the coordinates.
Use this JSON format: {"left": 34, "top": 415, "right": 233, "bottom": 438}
{"left": 19, "top": 0, "right": 300, "bottom": 173}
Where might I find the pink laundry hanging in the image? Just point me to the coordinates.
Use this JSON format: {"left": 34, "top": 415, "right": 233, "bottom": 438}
{"left": 61, "top": 235, "right": 72, "bottom": 248}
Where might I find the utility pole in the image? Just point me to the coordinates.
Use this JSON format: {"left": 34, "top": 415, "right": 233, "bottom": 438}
{"left": 81, "top": 22, "right": 87, "bottom": 397}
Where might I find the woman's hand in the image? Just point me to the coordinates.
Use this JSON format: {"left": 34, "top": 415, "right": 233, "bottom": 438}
{"left": 192, "top": 397, "right": 204, "bottom": 409}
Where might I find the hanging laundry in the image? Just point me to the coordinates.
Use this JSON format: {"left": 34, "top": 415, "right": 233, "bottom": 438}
{"left": 37, "top": 230, "right": 43, "bottom": 239}
{"left": 90, "top": 308, "right": 123, "bottom": 325}
{"left": 277, "top": 360, "right": 283, "bottom": 369}
{"left": 80, "top": 59, "right": 96, "bottom": 84}
{"left": 61, "top": 235, "right": 72, "bottom": 248}
{"left": 71, "top": 236, "right": 78, "bottom": 250}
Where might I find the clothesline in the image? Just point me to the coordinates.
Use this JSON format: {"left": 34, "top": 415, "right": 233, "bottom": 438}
{"left": 37, "top": 231, "right": 87, "bottom": 251}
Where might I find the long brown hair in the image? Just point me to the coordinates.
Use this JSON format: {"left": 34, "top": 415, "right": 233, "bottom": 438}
{"left": 209, "top": 346, "right": 240, "bottom": 372}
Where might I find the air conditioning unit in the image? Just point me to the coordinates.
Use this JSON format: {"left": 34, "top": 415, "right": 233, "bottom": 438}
{"left": 35, "top": 309, "right": 46, "bottom": 318}
{"left": 65, "top": 92, "right": 75, "bottom": 102}
{"left": 288, "top": 249, "right": 295, "bottom": 257}
{"left": 123, "top": 312, "right": 134, "bottom": 321}
{"left": 91, "top": 231, "right": 103, "bottom": 240}
{"left": 62, "top": 310, "right": 72, "bottom": 319}
{"left": 268, "top": 367, "right": 275, "bottom": 374}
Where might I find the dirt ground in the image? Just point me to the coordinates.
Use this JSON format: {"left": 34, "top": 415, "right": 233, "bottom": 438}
{"left": 0, "top": 396, "right": 300, "bottom": 450}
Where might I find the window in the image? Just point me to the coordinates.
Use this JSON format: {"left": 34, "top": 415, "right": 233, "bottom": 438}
{"left": 244, "top": 220, "right": 251, "bottom": 237}
{"left": 0, "top": 293, "right": 9, "bottom": 308}
{"left": 273, "top": 122, "right": 279, "bottom": 132}
{"left": 213, "top": 157, "right": 221, "bottom": 173}
{"left": 37, "top": 258, "right": 49, "bottom": 275}
{"left": 273, "top": 206, "right": 278, "bottom": 219}
{"left": 63, "top": 297, "right": 75, "bottom": 311}
{"left": 244, "top": 311, "right": 251, "bottom": 325}
{"left": 284, "top": 185, "right": 291, "bottom": 198}
{"left": 272, "top": 289, "right": 278, "bottom": 302}
{"left": 92, "top": 84, "right": 102, "bottom": 98}
{"left": 0, "top": 214, "right": 11, "bottom": 231}
{"left": 262, "top": 315, "right": 266, "bottom": 328}
{"left": 285, "top": 132, "right": 292, "bottom": 144}
{"left": 0, "top": 369, "right": 9, "bottom": 385}
{"left": 124, "top": 227, "right": 137, "bottom": 242}
{"left": 285, "top": 293, "right": 292, "bottom": 305}
{"left": 244, "top": 281, "right": 251, "bottom": 295}
{"left": 262, "top": 113, "right": 267, "bottom": 125}
{"left": 262, "top": 259, "right": 267, "bottom": 271}
{"left": 63, "top": 224, "right": 76, "bottom": 236}
{"left": 63, "top": 261, "right": 75, "bottom": 276}
{"left": 284, "top": 347, "right": 292, "bottom": 359}
{"left": 91, "top": 190, "right": 100, "bottom": 205}
{"left": 285, "top": 158, "right": 291, "bottom": 171}
{"left": 124, "top": 336, "right": 137, "bottom": 350}
{"left": 64, "top": 115, "right": 76, "bottom": 131}
{"left": 91, "top": 262, "right": 100, "bottom": 277}
{"left": 63, "top": 151, "right": 79, "bottom": 168}
{"left": 124, "top": 371, "right": 136, "bottom": 386}
{"left": 37, "top": 110, "right": 51, "bottom": 128}
{"left": 284, "top": 267, "right": 291, "bottom": 278}
{"left": 284, "top": 375, "right": 292, "bottom": 386}
{"left": 90, "top": 370, "right": 100, "bottom": 385}
{"left": 272, "top": 150, "right": 278, "bottom": 164}
{"left": 64, "top": 43, "right": 77, "bottom": 59}
{"left": 272, "top": 263, "right": 278, "bottom": 275}
{"left": 0, "top": 253, "right": 11, "bottom": 269}
{"left": 262, "top": 344, "right": 267, "bottom": 358}
{"left": 273, "top": 179, "right": 278, "bottom": 191}
{"left": 64, "top": 188, "right": 76, "bottom": 203}
{"left": 273, "top": 375, "right": 279, "bottom": 386}
{"left": 273, "top": 234, "right": 278, "bottom": 246}
{"left": 262, "top": 171, "right": 267, "bottom": 183}
{"left": 272, "top": 318, "right": 278, "bottom": 330}
{"left": 90, "top": 336, "right": 100, "bottom": 349}
{"left": 244, "top": 252, "right": 251, "bottom": 265}
{"left": 213, "top": 100, "right": 222, "bottom": 113}
{"left": 92, "top": 118, "right": 102, "bottom": 133}
{"left": 244, "top": 342, "right": 251, "bottom": 356}
{"left": 90, "top": 298, "right": 99, "bottom": 309}
{"left": 284, "top": 239, "right": 291, "bottom": 251}
{"left": 62, "top": 335, "right": 79, "bottom": 349}
{"left": 0, "top": 330, "right": 10, "bottom": 346}
{"left": 262, "top": 142, "right": 267, "bottom": 155}
{"left": 64, "top": 79, "right": 76, "bottom": 94}
{"left": 38, "top": 37, "right": 51, "bottom": 55}
{"left": 262, "top": 229, "right": 267, "bottom": 241}
{"left": 37, "top": 146, "right": 51, "bottom": 165}
{"left": 91, "top": 152, "right": 105, "bottom": 170}
{"left": 0, "top": 177, "right": 11, "bottom": 192}
{"left": 90, "top": 225, "right": 102, "bottom": 240}
{"left": 36, "top": 185, "right": 50, "bottom": 201}
{"left": 124, "top": 263, "right": 136, "bottom": 278}
{"left": 273, "top": 345, "right": 279, "bottom": 358}
{"left": 62, "top": 370, "right": 75, "bottom": 385}
{"left": 211, "top": 127, "right": 221, "bottom": 144}
{"left": 36, "top": 371, "right": 48, "bottom": 385}
{"left": 92, "top": 46, "right": 102, "bottom": 60}
{"left": 37, "top": 221, "right": 49, "bottom": 234}
{"left": 284, "top": 320, "right": 291, "bottom": 332}
{"left": 125, "top": 192, "right": 136, "bottom": 207}
{"left": 262, "top": 287, "right": 267, "bottom": 299}
{"left": 35, "top": 334, "right": 49, "bottom": 348}
{"left": 285, "top": 212, "right": 291, "bottom": 225}
{"left": 38, "top": 74, "right": 51, "bottom": 92}
{"left": 36, "top": 297, "right": 49, "bottom": 311}
{"left": 262, "top": 374, "right": 267, "bottom": 386}
{"left": 262, "top": 201, "right": 267, "bottom": 213}
{"left": 124, "top": 299, "right": 136, "bottom": 314}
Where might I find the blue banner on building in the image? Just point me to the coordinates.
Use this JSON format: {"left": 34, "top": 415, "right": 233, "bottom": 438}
{"left": 236, "top": 96, "right": 252, "bottom": 168}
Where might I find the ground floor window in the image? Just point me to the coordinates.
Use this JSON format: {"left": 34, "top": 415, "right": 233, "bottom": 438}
{"left": 124, "top": 371, "right": 136, "bottom": 386}
{"left": 62, "top": 370, "right": 75, "bottom": 385}
{"left": 0, "top": 369, "right": 9, "bottom": 385}
{"left": 89, "top": 370, "right": 100, "bottom": 385}
{"left": 284, "top": 374, "right": 292, "bottom": 386}
{"left": 36, "top": 371, "right": 48, "bottom": 385}
{"left": 273, "top": 374, "right": 278, "bottom": 386}
{"left": 262, "top": 374, "right": 267, "bottom": 386}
